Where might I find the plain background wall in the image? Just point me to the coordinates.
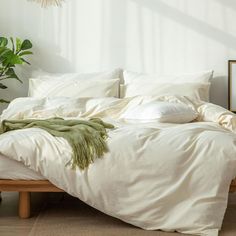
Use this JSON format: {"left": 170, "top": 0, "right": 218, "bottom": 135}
{"left": 1, "top": 0, "right": 236, "bottom": 111}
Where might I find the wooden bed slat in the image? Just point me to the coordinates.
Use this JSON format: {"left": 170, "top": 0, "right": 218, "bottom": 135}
{"left": 0, "top": 180, "right": 63, "bottom": 192}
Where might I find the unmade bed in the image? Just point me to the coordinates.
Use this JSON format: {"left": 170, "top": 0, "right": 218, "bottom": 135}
{"left": 1, "top": 94, "right": 236, "bottom": 236}
{"left": 1, "top": 70, "right": 236, "bottom": 236}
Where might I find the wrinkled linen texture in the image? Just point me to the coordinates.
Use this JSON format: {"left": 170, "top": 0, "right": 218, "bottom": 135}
{"left": 1, "top": 95, "right": 236, "bottom": 236}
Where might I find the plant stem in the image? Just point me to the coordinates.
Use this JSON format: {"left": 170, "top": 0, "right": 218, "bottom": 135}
{"left": 0, "top": 65, "right": 10, "bottom": 78}
{"left": 0, "top": 76, "right": 9, "bottom": 81}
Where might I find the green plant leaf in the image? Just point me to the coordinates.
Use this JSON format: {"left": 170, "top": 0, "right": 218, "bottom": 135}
{"left": 21, "top": 58, "right": 30, "bottom": 65}
{"left": 3, "top": 51, "right": 23, "bottom": 65}
{"left": 10, "top": 37, "right": 15, "bottom": 52}
{"left": 19, "top": 51, "right": 33, "bottom": 56}
{"left": 0, "top": 37, "right": 33, "bottom": 101}
{"left": 0, "top": 37, "right": 8, "bottom": 47}
{"left": 0, "top": 47, "right": 11, "bottom": 58}
{"left": 0, "top": 49, "right": 13, "bottom": 66}
{"left": 0, "top": 47, "right": 8, "bottom": 53}
{"left": 5, "top": 68, "right": 22, "bottom": 83}
{"left": 21, "top": 40, "right": 32, "bottom": 50}
{"left": 5, "top": 68, "right": 15, "bottom": 75}
{"left": 0, "top": 99, "right": 9, "bottom": 103}
{"left": 16, "top": 38, "right": 22, "bottom": 52}
{"left": 1, "top": 60, "right": 8, "bottom": 67}
{"left": 0, "top": 83, "right": 7, "bottom": 89}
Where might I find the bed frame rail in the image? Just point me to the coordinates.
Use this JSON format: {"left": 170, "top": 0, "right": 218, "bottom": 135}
{"left": 0, "top": 180, "right": 63, "bottom": 219}
{"left": 0, "top": 179, "right": 236, "bottom": 219}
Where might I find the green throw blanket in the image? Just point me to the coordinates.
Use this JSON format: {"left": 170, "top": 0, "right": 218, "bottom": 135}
{"left": 0, "top": 117, "right": 114, "bottom": 170}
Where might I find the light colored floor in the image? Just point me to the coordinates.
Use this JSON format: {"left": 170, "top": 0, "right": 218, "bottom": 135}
{"left": 0, "top": 192, "right": 236, "bottom": 236}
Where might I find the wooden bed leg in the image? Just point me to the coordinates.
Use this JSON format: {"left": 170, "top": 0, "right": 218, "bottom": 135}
{"left": 19, "top": 192, "right": 31, "bottom": 219}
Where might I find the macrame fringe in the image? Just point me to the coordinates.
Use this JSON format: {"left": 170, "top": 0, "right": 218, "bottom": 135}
{"left": 28, "top": 0, "right": 63, "bottom": 8}
{"left": 0, "top": 117, "right": 115, "bottom": 170}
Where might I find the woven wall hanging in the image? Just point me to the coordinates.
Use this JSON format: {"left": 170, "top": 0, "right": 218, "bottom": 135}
{"left": 29, "top": 0, "right": 63, "bottom": 7}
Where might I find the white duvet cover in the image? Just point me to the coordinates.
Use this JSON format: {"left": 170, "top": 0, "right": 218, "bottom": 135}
{"left": 0, "top": 154, "right": 44, "bottom": 180}
{"left": 1, "top": 95, "right": 236, "bottom": 236}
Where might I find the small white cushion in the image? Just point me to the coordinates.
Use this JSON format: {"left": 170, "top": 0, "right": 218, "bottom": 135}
{"left": 28, "top": 78, "right": 120, "bottom": 98}
{"left": 120, "top": 102, "right": 198, "bottom": 123}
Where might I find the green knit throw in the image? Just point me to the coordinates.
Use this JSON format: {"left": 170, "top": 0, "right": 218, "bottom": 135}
{"left": 0, "top": 117, "right": 114, "bottom": 170}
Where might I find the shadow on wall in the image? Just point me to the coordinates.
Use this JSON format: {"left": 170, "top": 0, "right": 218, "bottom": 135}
{"left": 210, "top": 76, "right": 228, "bottom": 108}
{"left": 0, "top": 0, "right": 234, "bottom": 109}
{"left": 130, "top": 0, "right": 233, "bottom": 107}
{"left": 29, "top": 42, "right": 74, "bottom": 73}
{"left": 44, "top": 0, "right": 232, "bottom": 109}
{"left": 0, "top": 42, "right": 73, "bottom": 112}
{"left": 131, "top": 0, "right": 236, "bottom": 50}
{"left": 215, "top": 0, "right": 236, "bottom": 10}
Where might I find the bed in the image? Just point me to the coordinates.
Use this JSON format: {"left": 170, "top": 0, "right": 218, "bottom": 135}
{"left": 1, "top": 154, "right": 236, "bottom": 219}
{"left": 1, "top": 70, "right": 236, "bottom": 236}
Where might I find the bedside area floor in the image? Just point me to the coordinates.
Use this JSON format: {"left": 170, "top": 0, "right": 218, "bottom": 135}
{"left": 0, "top": 192, "right": 236, "bottom": 236}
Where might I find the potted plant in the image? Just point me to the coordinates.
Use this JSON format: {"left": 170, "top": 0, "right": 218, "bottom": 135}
{"left": 0, "top": 36, "right": 33, "bottom": 103}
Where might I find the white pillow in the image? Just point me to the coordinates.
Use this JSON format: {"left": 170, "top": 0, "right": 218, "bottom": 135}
{"left": 32, "top": 69, "right": 122, "bottom": 81}
{"left": 122, "top": 82, "right": 210, "bottom": 101}
{"left": 120, "top": 102, "right": 198, "bottom": 123}
{"left": 28, "top": 78, "right": 120, "bottom": 98}
{"left": 123, "top": 70, "right": 213, "bottom": 84}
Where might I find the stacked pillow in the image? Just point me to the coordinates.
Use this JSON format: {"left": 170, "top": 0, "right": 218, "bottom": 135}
{"left": 28, "top": 69, "right": 213, "bottom": 123}
{"left": 28, "top": 69, "right": 122, "bottom": 98}
{"left": 28, "top": 69, "right": 213, "bottom": 102}
{"left": 121, "top": 70, "right": 213, "bottom": 101}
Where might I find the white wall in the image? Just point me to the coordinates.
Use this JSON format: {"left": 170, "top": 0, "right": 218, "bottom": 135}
{"left": 1, "top": 0, "right": 236, "bottom": 111}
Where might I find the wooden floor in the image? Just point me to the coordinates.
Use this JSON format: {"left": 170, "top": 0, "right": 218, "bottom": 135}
{"left": 0, "top": 192, "right": 236, "bottom": 236}
{"left": 0, "top": 192, "right": 48, "bottom": 236}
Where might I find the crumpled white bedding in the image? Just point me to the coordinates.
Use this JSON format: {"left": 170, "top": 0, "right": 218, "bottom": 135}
{"left": 1, "top": 95, "right": 236, "bottom": 236}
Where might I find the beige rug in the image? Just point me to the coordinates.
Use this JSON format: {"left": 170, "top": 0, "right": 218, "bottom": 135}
{"left": 29, "top": 193, "right": 236, "bottom": 236}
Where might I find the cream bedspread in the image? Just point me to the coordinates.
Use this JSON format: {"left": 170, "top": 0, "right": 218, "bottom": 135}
{"left": 1, "top": 95, "right": 236, "bottom": 236}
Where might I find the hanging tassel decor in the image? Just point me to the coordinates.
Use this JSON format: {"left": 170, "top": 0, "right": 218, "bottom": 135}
{"left": 28, "top": 0, "right": 64, "bottom": 7}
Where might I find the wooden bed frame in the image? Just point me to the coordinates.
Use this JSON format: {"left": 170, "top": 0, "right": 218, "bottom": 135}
{"left": 0, "top": 178, "right": 236, "bottom": 219}
{"left": 0, "top": 180, "right": 63, "bottom": 218}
